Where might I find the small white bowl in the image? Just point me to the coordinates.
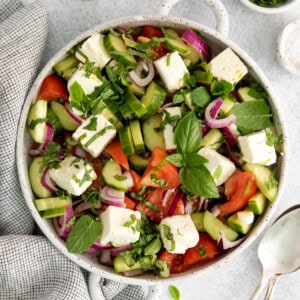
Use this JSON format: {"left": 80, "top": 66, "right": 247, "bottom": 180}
{"left": 239, "top": 0, "right": 300, "bottom": 14}
{"left": 277, "top": 19, "right": 300, "bottom": 75}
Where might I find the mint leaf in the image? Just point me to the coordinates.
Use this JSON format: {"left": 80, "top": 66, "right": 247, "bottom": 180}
{"left": 173, "top": 92, "right": 185, "bottom": 104}
{"left": 83, "top": 117, "right": 97, "bottom": 131}
{"left": 180, "top": 166, "right": 219, "bottom": 198}
{"left": 167, "top": 153, "right": 184, "bottom": 167}
{"left": 185, "top": 153, "right": 208, "bottom": 167}
{"left": 231, "top": 100, "right": 272, "bottom": 134}
{"left": 191, "top": 86, "right": 211, "bottom": 107}
{"left": 174, "top": 111, "right": 201, "bottom": 154}
{"left": 66, "top": 215, "right": 102, "bottom": 253}
{"left": 211, "top": 79, "right": 233, "bottom": 97}
{"left": 169, "top": 285, "right": 180, "bottom": 300}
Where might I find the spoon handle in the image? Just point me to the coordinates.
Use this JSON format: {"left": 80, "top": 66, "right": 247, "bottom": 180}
{"left": 250, "top": 271, "right": 272, "bottom": 300}
{"left": 264, "top": 274, "right": 281, "bottom": 300}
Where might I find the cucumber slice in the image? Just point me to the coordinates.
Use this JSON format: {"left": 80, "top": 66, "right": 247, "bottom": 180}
{"left": 200, "top": 128, "right": 224, "bottom": 150}
{"left": 248, "top": 192, "right": 267, "bottom": 215}
{"left": 141, "top": 81, "right": 166, "bottom": 119}
{"left": 34, "top": 196, "right": 72, "bottom": 211}
{"left": 104, "top": 33, "right": 137, "bottom": 67}
{"left": 128, "top": 82, "right": 145, "bottom": 97}
{"left": 29, "top": 157, "right": 52, "bottom": 198}
{"left": 46, "top": 105, "right": 63, "bottom": 134}
{"left": 190, "top": 212, "right": 205, "bottom": 232}
{"left": 113, "top": 254, "right": 156, "bottom": 273}
{"left": 128, "top": 153, "right": 150, "bottom": 172}
{"left": 119, "top": 101, "right": 134, "bottom": 119}
{"left": 142, "top": 114, "right": 165, "bottom": 151}
{"left": 40, "top": 207, "right": 67, "bottom": 218}
{"left": 163, "top": 28, "right": 191, "bottom": 56}
{"left": 183, "top": 90, "right": 196, "bottom": 111}
{"left": 119, "top": 126, "right": 135, "bottom": 155}
{"left": 125, "top": 89, "right": 147, "bottom": 118}
{"left": 27, "top": 100, "right": 47, "bottom": 143}
{"left": 220, "top": 95, "right": 236, "bottom": 115}
{"left": 52, "top": 55, "right": 79, "bottom": 80}
{"left": 94, "top": 102, "right": 123, "bottom": 130}
{"left": 50, "top": 101, "right": 79, "bottom": 131}
{"left": 203, "top": 210, "right": 238, "bottom": 241}
{"left": 237, "top": 87, "right": 263, "bottom": 102}
{"left": 129, "top": 120, "right": 145, "bottom": 154}
{"left": 102, "top": 159, "right": 128, "bottom": 191}
{"left": 194, "top": 70, "right": 213, "bottom": 85}
{"left": 228, "top": 212, "right": 253, "bottom": 235}
{"left": 243, "top": 163, "right": 278, "bottom": 202}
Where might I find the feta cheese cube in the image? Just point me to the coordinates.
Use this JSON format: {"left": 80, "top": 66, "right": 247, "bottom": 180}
{"left": 72, "top": 114, "right": 116, "bottom": 158}
{"left": 208, "top": 48, "right": 248, "bottom": 85}
{"left": 198, "top": 147, "right": 236, "bottom": 186}
{"left": 154, "top": 51, "right": 189, "bottom": 92}
{"left": 238, "top": 130, "right": 276, "bottom": 166}
{"left": 49, "top": 155, "right": 96, "bottom": 196}
{"left": 159, "top": 215, "right": 199, "bottom": 254}
{"left": 100, "top": 206, "right": 141, "bottom": 247}
{"left": 163, "top": 107, "right": 181, "bottom": 150}
{"left": 76, "top": 33, "right": 111, "bottom": 69}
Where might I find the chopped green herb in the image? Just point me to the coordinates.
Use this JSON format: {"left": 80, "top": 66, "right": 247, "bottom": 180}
{"left": 183, "top": 73, "right": 196, "bottom": 88}
{"left": 161, "top": 224, "right": 175, "bottom": 251}
{"left": 83, "top": 117, "right": 98, "bottom": 131}
{"left": 84, "top": 125, "right": 115, "bottom": 147}
{"left": 154, "top": 259, "right": 170, "bottom": 277}
{"left": 191, "top": 86, "right": 211, "bottom": 107}
{"left": 265, "top": 170, "right": 278, "bottom": 191}
{"left": 210, "top": 79, "right": 233, "bottom": 97}
{"left": 150, "top": 173, "right": 168, "bottom": 188}
{"left": 213, "top": 165, "right": 223, "bottom": 181}
{"left": 197, "top": 245, "right": 207, "bottom": 257}
{"left": 27, "top": 118, "right": 46, "bottom": 130}
{"left": 39, "top": 142, "right": 62, "bottom": 172}
{"left": 173, "top": 92, "right": 185, "bottom": 104}
{"left": 169, "top": 285, "right": 180, "bottom": 300}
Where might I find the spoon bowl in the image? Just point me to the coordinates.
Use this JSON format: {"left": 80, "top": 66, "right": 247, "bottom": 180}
{"left": 251, "top": 206, "right": 300, "bottom": 300}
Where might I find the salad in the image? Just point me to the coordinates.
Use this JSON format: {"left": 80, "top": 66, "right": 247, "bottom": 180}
{"left": 26, "top": 25, "right": 281, "bottom": 277}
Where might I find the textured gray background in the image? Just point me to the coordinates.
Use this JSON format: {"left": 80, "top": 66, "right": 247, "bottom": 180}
{"left": 27, "top": 0, "right": 300, "bottom": 299}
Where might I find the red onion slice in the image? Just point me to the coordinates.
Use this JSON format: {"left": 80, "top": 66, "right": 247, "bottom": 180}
{"left": 162, "top": 189, "right": 174, "bottom": 207}
{"left": 211, "top": 205, "right": 221, "bottom": 217}
{"left": 217, "top": 230, "right": 246, "bottom": 251}
{"left": 181, "top": 29, "right": 211, "bottom": 62}
{"left": 222, "top": 126, "right": 237, "bottom": 148}
{"left": 123, "top": 171, "right": 134, "bottom": 190}
{"left": 205, "top": 99, "right": 236, "bottom": 128}
{"left": 73, "top": 201, "right": 91, "bottom": 215}
{"left": 167, "top": 189, "right": 184, "bottom": 216}
{"left": 45, "top": 123, "right": 55, "bottom": 143}
{"left": 92, "top": 241, "right": 112, "bottom": 250}
{"left": 101, "top": 186, "right": 125, "bottom": 207}
{"left": 74, "top": 145, "right": 88, "bottom": 158}
{"left": 41, "top": 167, "right": 58, "bottom": 193}
{"left": 110, "top": 244, "right": 132, "bottom": 257}
{"left": 29, "top": 143, "right": 46, "bottom": 156}
{"left": 53, "top": 205, "right": 74, "bottom": 240}
{"left": 129, "top": 60, "right": 154, "bottom": 87}
{"left": 201, "top": 124, "right": 209, "bottom": 137}
{"left": 65, "top": 102, "right": 83, "bottom": 125}
{"left": 99, "top": 249, "right": 113, "bottom": 266}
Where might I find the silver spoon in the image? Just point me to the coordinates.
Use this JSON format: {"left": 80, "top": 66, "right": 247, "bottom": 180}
{"left": 251, "top": 206, "right": 300, "bottom": 300}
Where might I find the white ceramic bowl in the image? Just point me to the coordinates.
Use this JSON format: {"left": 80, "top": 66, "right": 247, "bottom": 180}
{"left": 239, "top": 0, "right": 300, "bottom": 14}
{"left": 16, "top": 0, "right": 288, "bottom": 288}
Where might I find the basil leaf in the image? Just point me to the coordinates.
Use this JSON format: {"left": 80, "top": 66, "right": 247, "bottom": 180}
{"left": 231, "top": 100, "right": 272, "bottom": 135}
{"left": 180, "top": 166, "right": 219, "bottom": 198}
{"left": 66, "top": 215, "right": 102, "bottom": 253}
{"left": 167, "top": 153, "right": 184, "bottom": 167}
{"left": 174, "top": 111, "right": 201, "bottom": 154}
{"left": 185, "top": 153, "right": 208, "bottom": 167}
{"left": 169, "top": 285, "right": 180, "bottom": 300}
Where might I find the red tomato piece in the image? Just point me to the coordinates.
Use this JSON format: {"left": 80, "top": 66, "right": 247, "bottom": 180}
{"left": 158, "top": 250, "right": 187, "bottom": 274}
{"left": 38, "top": 74, "right": 68, "bottom": 101}
{"left": 218, "top": 169, "right": 257, "bottom": 216}
{"left": 140, "top": 147, "right": 180, "bottom": 190}
{"left": 105, "top": 138, "right": 129, "bottom": 171}
{"left": 129, "top": 170, "right": 143, "bottom": 193}
{"left": 124, "top": 196, "right": 137, "bottom": 210}
{"left": 90, "top": 160, "right": 103, "bottom": 190}
{"left": 183, "top": 233, "right": 218, "bottom": 267}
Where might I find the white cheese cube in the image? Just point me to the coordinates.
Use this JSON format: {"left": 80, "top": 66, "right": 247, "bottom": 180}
{"left": 208, "top": 48, "right": 248, "bottom": 85}
{"left": 72, "top": 114, "right": 116, "bottom": 158}
{"left": 159, "top": 215, "right": 199, "bottom": 254}
{"left": 238, "top": 130, "right": 276, "bottom": 166}
{"left": 154, "top": 51, "right": 189, "bottom": 92}
{"left": 100, "top": 206, "right": 141, "bottom": 247}
{"left": 198, "top": 147, "right": 236, "bottom": 186}
{"left": 163, "top": 107, "right": 181, "bottom": 150}
{"left": 76, "top": 33, "right": 111, "bottom": 69}
{"left": 49, "top": 155, "right": 96, "bottom": 196}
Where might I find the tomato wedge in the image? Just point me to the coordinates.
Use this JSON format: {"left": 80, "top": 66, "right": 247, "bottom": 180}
{"left": 183, "top": 233, "right": 218, "bottom": 267}
{"left": 105, "top": 138, "right": 129, "bottom": 171}
{"left": 140, "top": 147, "right": 180, "bottom": 190}
{"left": 124, "top": 196, "right": 137, "bottom": 210}
{"left": 38, "top": 74, "right": 68, "bottom": 101}
{"left": 218, "top": 169, "right": 257, "bottom": 216}
{"left": 158, "top": 250, "right": 187, "bottom": 274}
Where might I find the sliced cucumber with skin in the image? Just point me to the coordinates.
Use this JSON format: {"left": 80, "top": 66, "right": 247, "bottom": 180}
{"left": 104, "top": 33, "right": 137, "bottom": 67}
{"left": 193, "top": 70, "right": 213, "bottom": 85}
{"left": 113, "top": 254, "right": 156, "bottom": 273}
{"left": 29, "top": 157, "right": 52, "bottom": 198}
{"left": 94, "top": 102, "right": 123, "bottom": 130}
{"left": 102, "top": 159, "right": 128, "bottom": 191}
{"left": 119, "top": 126, "right": 135, "bottom": 155}
{"left": 41, "top": 207, "right": 67, "bottom": 218}
{"left": 141, "top": 81, "right": 166, "bottom": 119}
{"left": 142, "top": 114, "right": 165, "bottom": 151}
{"left": 46, "top": 105, "right": 63, "bottom": 134}
{"left": 124, "top": 89, "right": 147, "bottom": 118}
{"left": 128, "top": 153, "right": 150, "bottom": 172}
{"left": 34, "top": 196, "right": 72, "bottom": 211}
{"left": 163, "top": 28, "right": 191, "bottom": 56}
{"left": 190, "top": 212, "right": 205, "bottom": 232}
{"left": 228, "top": 211, "right": 254, "bottom": 235}
{"left": 243, "top": 163, "right": 278, "bottom": 202}
{"left": 128, "top": 82, "right": 145, "bottom": 97}
{"left": 27, "top": 100, "right": 47, "bottom": 143}
{"left": 50, "top": 101, "right": 79, "bottom": 131}
{"left": 248, "top": 192, "right": 267, "bottom": 215}
{"left": 220, "top": 95, "right": 236, "bottom": 115}
{"left": 237, "top": 87, "right": 263, "bottom": 102}
{"left": 52, "top": 55, "right": 79, "bottom": 80}
{"left": 203, "top": 210, "right": 239, "bottom": 242}
{"left": 200, "top": 128, "right": 224, "bottom": 150}
{"left": 129, "top": 120, "right": 145, "bottom": 154}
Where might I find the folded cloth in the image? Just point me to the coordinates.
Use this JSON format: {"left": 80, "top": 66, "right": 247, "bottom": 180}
{"left": 0, "top": 1, "right": 146, "bottom": 299}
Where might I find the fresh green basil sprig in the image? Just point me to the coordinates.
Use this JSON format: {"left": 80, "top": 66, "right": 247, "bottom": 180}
{"left": 168, "top": 111, "right": 219, "bottom": 198}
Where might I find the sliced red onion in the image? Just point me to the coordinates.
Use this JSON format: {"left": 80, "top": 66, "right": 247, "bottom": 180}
{"left": 167, "top": 189, "right": 184, "bottom": 216}
{"left": 222, "top": 126, "right": 237, "bottom": 148}
{"left": 99, "top": 249, "right": 113, "bottom": 266}
{"left": 181, "top": 29, "right": 211, "bottom": 61}
{"left": 101, "top": 186, "right": 125, "bottom": 207}
{"left": 158, "top": 102, "right": 178, "bottom": 113}
{"left": 184, "top": 200, "right": 194, "bottom": 214}
{"left": 45, "top": 123, "right": 55, "bottom": 143}
{"left": 73, "top": 201, "right": 91, "bottom": 215}
{"left": 211, "top": 205, "right": 221, "bottom": 217}
{"left": 53, "top": 205, "right": 74, "bottom": 240}
{"left": 110, "top": 245, "right": 132, "bottom": 257}
{"left": 92, "top": 241, "right": 112, "bottom": 250}
{"left": 65, "top": 102, "right": 83, "bottom": 125}
{"left": 129, "top": 60, "right": 154, "bottom": 87}
{"left": 203, "top": 198, "right": 210, "bottom": 211}
{"left": 74, "top": 145, "right": 88, "bottom": 158}
{"left": 29, "top": 143, "right": 46, "bottom": 156}
{"left": 217, "top": 230, "right": 246, "bottom": 251}
{"left": 41, "top": 167, "right": 58, "bottom": 193}
{"left": 123, "top": 171, "right": 134, "bottom": 190}
{"left": 201, "top": 124, "right": 209, "bottom": 137}
{"left": 162, "top": 189, "right": 175, "bottom": 207}
{"left": 205, "top": 99, "right": 236, "bottom": 128}
{"left": 86, "top": 247, "right": 96, "bottom": 254}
